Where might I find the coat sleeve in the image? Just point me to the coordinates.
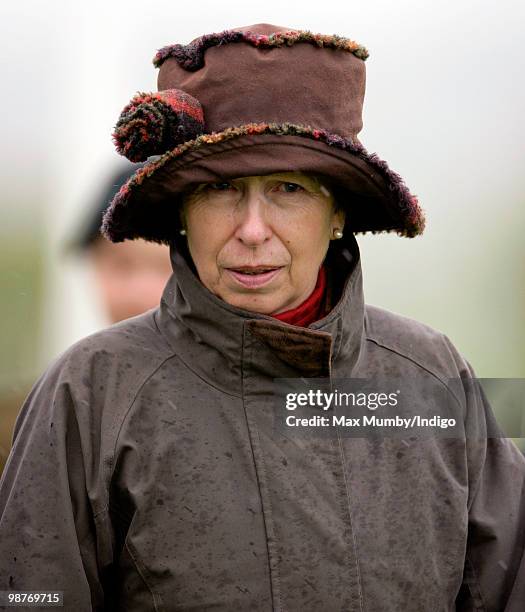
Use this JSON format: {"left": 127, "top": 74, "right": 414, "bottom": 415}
{"left": 452, "top": 354, "right": 525, "bottom": 611}
{"left": 0, "top": 354, "right": 112, "bottom": 611}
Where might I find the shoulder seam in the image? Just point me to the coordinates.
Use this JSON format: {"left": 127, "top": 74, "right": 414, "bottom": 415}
{"left": 109, "top": 352, "right": 179, "bottom": 481}
{"left": 365, "top": 335, "right": 463, "bottom": 409}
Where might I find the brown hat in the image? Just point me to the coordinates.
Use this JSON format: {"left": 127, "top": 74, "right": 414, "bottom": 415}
{"left": 102, "top": 23, "right": 425, "bottom": 244}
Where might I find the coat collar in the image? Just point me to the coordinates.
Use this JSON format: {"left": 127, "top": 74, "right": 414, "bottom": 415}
{"left": 157, "top": 236, "right": 365, "bottom": 395}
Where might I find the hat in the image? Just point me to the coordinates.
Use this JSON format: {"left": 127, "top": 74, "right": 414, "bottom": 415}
{"left": 102, "top": 23, "right": 425, "bottom": 245}
{"left": 69, "top": 163, "right": 142, "bottom": 252}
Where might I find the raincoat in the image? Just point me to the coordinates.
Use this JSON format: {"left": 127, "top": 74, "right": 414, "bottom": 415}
{"left": 1, "top": 238, "right": 524, "bottom": 611}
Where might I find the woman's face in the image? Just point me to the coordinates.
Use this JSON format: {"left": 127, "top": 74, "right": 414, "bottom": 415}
{"left": 181, "top": 172, "right": 345, "bottom": 315}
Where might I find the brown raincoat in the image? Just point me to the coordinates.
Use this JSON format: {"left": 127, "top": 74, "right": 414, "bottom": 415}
{"left": 1, "top": 238, "right": 524, "bottom": 611}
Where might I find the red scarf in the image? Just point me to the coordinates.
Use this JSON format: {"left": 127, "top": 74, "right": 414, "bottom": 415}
{"left": 272, "top": 266, "right": 327, "bottom": 327}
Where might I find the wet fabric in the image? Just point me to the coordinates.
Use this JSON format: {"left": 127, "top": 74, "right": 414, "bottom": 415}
{"left": 1, "top": 237, "right": 524, "bottom": 611}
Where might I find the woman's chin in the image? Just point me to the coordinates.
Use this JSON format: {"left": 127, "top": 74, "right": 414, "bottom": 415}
{"left": 218, "top": 290, "right": 288, "bottom": 315}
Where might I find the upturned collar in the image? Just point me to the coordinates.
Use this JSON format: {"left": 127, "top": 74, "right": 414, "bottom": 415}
{"left": 157, "top": 236, "right": 365, "bottom": 395}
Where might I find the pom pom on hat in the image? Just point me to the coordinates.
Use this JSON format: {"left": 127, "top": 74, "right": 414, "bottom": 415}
{"left": 113, "top": 89, "right": 205, "bottom": 162}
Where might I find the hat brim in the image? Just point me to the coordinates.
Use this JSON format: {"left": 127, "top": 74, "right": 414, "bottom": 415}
{"left": 102, "top": 124, "right": 425, "bottom": 244}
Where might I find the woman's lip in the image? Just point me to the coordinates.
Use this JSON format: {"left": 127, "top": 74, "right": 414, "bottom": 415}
{"left": 225, "top": 267, "right": 283, "bottom": 288}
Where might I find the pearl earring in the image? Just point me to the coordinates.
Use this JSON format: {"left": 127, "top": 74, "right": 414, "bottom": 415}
{"left": 179, "top": 229, "right": 187, "bottom": 236}
{"left": 333, "top": 228, "right": 343, "bottom": 239}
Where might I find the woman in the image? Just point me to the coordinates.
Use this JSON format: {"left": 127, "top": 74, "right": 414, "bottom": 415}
{"left": 1, "top": 23, "right": 524, "bottom": 611}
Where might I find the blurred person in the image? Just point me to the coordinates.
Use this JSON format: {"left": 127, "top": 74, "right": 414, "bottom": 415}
{"left": 0, "top": 168, "right": 172, "bottom": 476}
{"left": 0, "top": 24, "right": 524, "bottom": 611}
{"left": 70, "top": 164, "right": 172, "bottom": 323}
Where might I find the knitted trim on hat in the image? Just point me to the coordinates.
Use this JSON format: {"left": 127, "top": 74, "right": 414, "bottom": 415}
{"left": 104, "top": 122, "right": 425, "bottom": 240}
{"left": 153, "top": 29, "right": 369, "bottom": 70}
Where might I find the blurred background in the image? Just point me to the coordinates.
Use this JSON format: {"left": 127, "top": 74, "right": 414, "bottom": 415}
{"left": 1, "top": 0, "right": 524, "bottom": 469}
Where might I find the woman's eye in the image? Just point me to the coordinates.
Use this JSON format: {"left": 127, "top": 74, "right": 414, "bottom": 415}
{"left": 207, "top": 182, "right": 234, "bottom": 191}
{"left": 277, "top": 182, "right": 304, "bottom": 193}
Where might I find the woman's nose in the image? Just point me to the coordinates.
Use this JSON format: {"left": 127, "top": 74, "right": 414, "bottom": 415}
{"left": 233, "top": 194, "right": 272, "bottom": 247}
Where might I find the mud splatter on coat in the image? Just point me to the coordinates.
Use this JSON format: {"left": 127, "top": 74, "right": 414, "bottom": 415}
{"left": 1, "top": 238, "right": 524, "bottom": 611}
